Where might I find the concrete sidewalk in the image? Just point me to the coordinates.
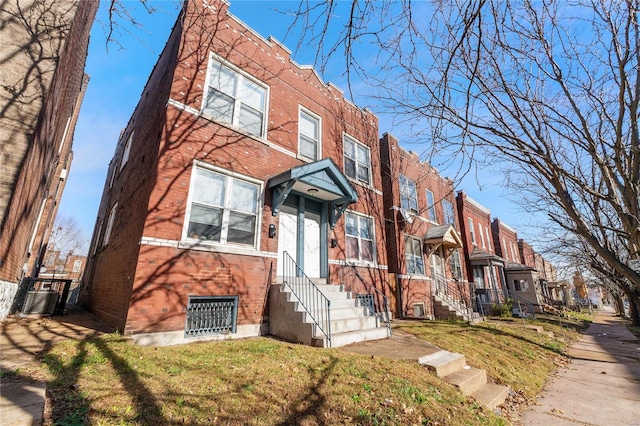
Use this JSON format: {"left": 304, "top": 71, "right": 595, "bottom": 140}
{"left": 521, "top": 308, "right": 640, "bottom": 425}
{"left": 0, "top": 307, "right": 113, "bottom": 425}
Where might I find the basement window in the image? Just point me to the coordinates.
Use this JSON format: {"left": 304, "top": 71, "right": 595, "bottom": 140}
{"left": 185, "top": 296, "right": 238, "bottom": 337}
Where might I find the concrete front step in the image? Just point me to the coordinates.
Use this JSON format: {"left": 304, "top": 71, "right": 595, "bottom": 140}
{"left": 471, "top": 383, "right": 510, "bottom": 409}
{"left": 313, "top": 326, "right": 390, "bottom": 348}
{"left": 445, "top": 367, "right": 487, "bottom": 394}
{"left": 418, "top": 350, "right": 466, "bottom": 377}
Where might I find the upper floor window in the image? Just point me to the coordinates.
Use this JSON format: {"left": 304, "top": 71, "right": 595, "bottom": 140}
{"left": 345, "top": 212, "right": 374, "bottom": 262}
{"left": 120, "top": 132, "right": 133, "bottom": 171}
{"left": 203, "top": 56, "right": 267, "bottom": 138}
{"left": 484, "top": 226, "right": 492, "bottom": 251}
{"left": 185, "top": 164, "right": 261, "bottom": 247}
{"left": 468, "top": 218, "right": 476, "bottom": 245}
{"left": 299, "top": 109, "right": 321, "bottom": 161}
{"left": 399, "top": 174, "right": 418, "bottom": 213}
{"left": 479, "top": 223, "right": 486, "bottom": 248}
{"left": 405, "top": 235, "right": 425, "bottom": 275}
{"left": 103, "top": 202, "right": 118, "bottom": 246}
{"left": 343, "top": 135, "right": 371, "bottom": 185}
{"left": 426, "top": 190, "right": 437, "bottom": 222}
{"left": 442, "top": 199, "right": 455, "bottom": 225}
{"left": 72, "top": 260, "right": 82, "bottom": 273}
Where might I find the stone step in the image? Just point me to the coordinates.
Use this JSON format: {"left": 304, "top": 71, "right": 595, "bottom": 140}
{"left": 471, "top": 383, "right": 510, "bottom": 409}
{"left": 313, "top": 326, "right": 390, "bottom": 348}
{"left": 302, "top": 305, "right": 369, "bottom": 320}
{"left": 325, "top": 316, "right": 379, "bottom": 334}
{"left": 418, "top": 350, "right": 466, "bottom": 377}
{"left": 445, "top": 367, "right": 487, "bottom": 395}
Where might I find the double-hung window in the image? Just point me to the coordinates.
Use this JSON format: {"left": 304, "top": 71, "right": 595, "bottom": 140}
{"left": 343, "top": 135, "right": 371, "bottom": 185}
{"left": 468, "top": 218, "right": 476, "bottom": 245}
{"left": 426, "top": 190, "right": 437, "bottom": 222}
{"left": 185, "top": 164, "right": 261, "bottom": 247}
{"left": 299, "top": 109, "right": 320, "bottom": 160}
{"left": 120, "top": 132, "right": 133, "bottom": 171}
{"left": 442, "top": 199, "right": 455, "bottom": 225}
{"left": 449, "top": 250, "right": 463, "bottom": 279}
{"left": 399, "top": 174, "right": 418, "bottom": 213}
{"left": 203, "top": 56, "right": 267, "bottom": 138}
{"left": 345, "top": 212, "right": 374, "bottom": 262}
{"left": 103, "top": 202, "right": 118, "bottom": 246}
{"left": 405, "top": 235, "right": 425, "bottom": 275}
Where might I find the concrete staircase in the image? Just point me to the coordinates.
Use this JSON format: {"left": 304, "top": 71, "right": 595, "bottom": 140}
{"left": 433, "top": 294, "right": 483, "bottom": 323}
{"left": 419, "top": 350, "right": 509, "bottom": 409}
{"left": 269, "top": 281, "right": 390, "bottom": 348}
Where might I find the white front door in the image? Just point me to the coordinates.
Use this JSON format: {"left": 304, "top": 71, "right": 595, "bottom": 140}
{"left": 277, "top": 205, "right": 298, "bottom": 277}
{"left": 430, "top": 249, "right": 445, "bottom": 277}
{"left": 303, "top": 211, "right": 321, "bottom": 278}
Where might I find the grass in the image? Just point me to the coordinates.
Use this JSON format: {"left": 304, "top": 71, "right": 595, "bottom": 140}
{"left": 42, "top": 334, "right": 506, "bottom": 425}
{"left": 38, "top": 316, "right": 589, "bottom": 425}
{"left": 396, "top": 314, "right": 590, "bottom": 400}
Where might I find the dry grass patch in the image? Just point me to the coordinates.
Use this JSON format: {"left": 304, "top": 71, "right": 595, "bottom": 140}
{"left": 396, "top": 314, "right": 589, "bottom": 400}
{"left": 43, "top": 334, "right": 506, "bottom": 425}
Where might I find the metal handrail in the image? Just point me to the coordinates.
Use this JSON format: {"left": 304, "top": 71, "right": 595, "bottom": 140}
{"left": 432, "top": 273, "right": 476, "bottom": 322}
{"left": 339, "top": 260, "right": 392, "bottom": 338}
{"left": 281, "top": 251, "right": 332, "bottom": 347}
{"left": 505, "top": 289, "right": 537, "bottom": 319}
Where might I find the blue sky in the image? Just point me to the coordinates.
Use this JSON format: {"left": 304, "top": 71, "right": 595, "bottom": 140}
{"left": 58, "top": 0, "right": 536, "bottom": 249}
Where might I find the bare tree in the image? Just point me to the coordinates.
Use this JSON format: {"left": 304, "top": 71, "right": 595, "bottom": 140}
{"left": 287, "top": 1, "right": 640, "bottom": 299}
{"left": 48, "top": 215, "right": 87, "bottom": 256}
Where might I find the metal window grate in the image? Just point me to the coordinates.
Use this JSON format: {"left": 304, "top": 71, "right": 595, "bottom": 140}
{"left": 355, "top": 294, "right": 375, "bottom": 316}
{"left": 185, "top": 296, "right": 238, "bottom": 337}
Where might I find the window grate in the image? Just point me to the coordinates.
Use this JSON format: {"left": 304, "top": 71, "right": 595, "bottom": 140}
{"left": 185, "top": 296, "right": 238, "bottom": 336}
{"left": 356, "top": 294, "right": 375, "bottom": 316}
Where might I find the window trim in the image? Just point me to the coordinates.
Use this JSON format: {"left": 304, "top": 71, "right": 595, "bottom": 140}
{"left": 343, "top": 133, "right": 371, "bottom": 186}
{"left": 468, "top": 218, "right": 476, "bottom": 245}
{"left": 404, "top": 234, "right": 426, "bottom": 276}
{"left": 72, "top": 259, "right": 82, "bottom": 273}
{"left": 449, "top": 249, "right": 463, "bottom": 279}
{"left": 344, "top": 210, "right": 376, "bottom": 264}
{"left": 442, "top": 199, "right": 455, "bottom": 225}
{"left": 399, "top": 174, "right": 418, "bottom": 213}
{"left": 120, "top": 132, "right": 133, "bottom": 171}
{"left": 201, "top": 53, "right": 269, "bottom": 139}
{"left": 298, "top": 107, "right": 322, "bottom": 161}
{"left": 426, "top": 189, "right": 437, "bottom": 222}
{"left": 182, "top": 161, "right": 263, "bottom": 250}
{"left": 103, "top": 202, "right": 118, "bottom": 247}
{"left": 484, "top": 226, "right": 492, "bottom": 251}
{"left": 479, "top": 223, "right": 486, "bottom": 248}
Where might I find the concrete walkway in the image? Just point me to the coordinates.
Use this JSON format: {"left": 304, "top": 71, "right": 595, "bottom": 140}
{"left": 521, "top": 308, "right": 640, "bottom": 425}
{"left": 0, "top": 307, "right": 112, "bottom": 425}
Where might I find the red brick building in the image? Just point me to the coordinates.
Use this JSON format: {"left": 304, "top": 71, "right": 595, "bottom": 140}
{"left": 379, "top": 134, "right": 470, "bottom": 320}
{"left": 0, "top": 0, "right": 97, "bottom": 319}
{"left": 457, "top": 191, "right": 506, "bottom": 310}
{"left": 81, "top": 0, "right": 390, "bottom": 346}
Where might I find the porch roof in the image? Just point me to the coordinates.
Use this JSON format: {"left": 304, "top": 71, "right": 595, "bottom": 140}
{"left": 423, "top": 224, "right": 463, "bottom": 257}
{"left": 504, "top": 261, "right": 536, "bottom": 272}
{"left": 267, "top": 158, "right": 358, "bottom": 228}
{"left": 469, "top": 247, "right": 505, "bottom": 265}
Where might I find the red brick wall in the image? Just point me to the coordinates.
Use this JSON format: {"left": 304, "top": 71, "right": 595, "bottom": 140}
{"left": 0, "top": 1, "right": 98, "bottom": 286}
{"left": 519, "top": 240, "right": 536, "bottom": 268}
{"left": 491, "top": 218, "right": 519, "bottom": 263}
{"left": 457, "top": 191, "right": 495, "bottom": 283}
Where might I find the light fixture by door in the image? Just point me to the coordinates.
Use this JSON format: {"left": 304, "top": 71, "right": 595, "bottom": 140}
{"left": 307, "top": 188, "right": 319, "bottom": 195}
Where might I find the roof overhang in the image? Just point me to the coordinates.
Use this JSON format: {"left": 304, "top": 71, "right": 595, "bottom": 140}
{"left": 267, "top": 158, "right": 358, "bottom": 228}
{"left": 424, "top": 224, "right": 463, "bottom": 258}
{"left": 469, "top": 246, "right": 505, "bottom": 266}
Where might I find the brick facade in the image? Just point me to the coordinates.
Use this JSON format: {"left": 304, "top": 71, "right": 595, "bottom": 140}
{"left": 0, "top": 0, "right": 98, "bottom": 318}
{"left": 81, "top": 0, "right": 389, "bottom": 339}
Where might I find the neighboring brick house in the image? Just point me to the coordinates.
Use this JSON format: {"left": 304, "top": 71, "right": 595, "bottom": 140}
{"left": 457, "top": 191, "right": 506, "bottom": 311}
{"left": 379, "top": 133, "right": 468, "bottom": 320}
{"left": 81, "top": 0, "right": 390, "bottom": 346}
{"left": 0, "top": 0, "right": 98, "bottom": 319}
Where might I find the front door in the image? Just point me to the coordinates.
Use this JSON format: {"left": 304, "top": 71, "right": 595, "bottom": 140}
{"left": 276, "top": 196, "right": 325, "bottom": 279}
{"left": 430, "top": 248, "right": 445, "bottom": 278}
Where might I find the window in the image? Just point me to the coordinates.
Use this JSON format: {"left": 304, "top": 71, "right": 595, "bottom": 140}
{"left": 511, "top": 242, "right": 518, "bottom": 262}
{"left": 299, "top": 109, "right": 320, "bottom": 160}
{"left": 399, "top": 175, "right": 418, "bottom": 213}
{"left": 343, "top": 135, "right": 371, "bottom": 185}
{"left": 405, "top": 235, "right": 425, "bottom": 275}
{"left": 502, "top": 237, "right": 507, "bottom": 258}
{"left": 103, "top": 202, "right": 118, "bottom": 246}
{"left": 345, "top": 212, "right": 374, "bottom": 262}
{"left": 442, "top": 199, "right": 455, "bottom": 225}
{"left": 203, "top": 56, "right": 267, "bottom": 138}
{"left": 449, "top": 250, "right": 463, "bottom": 279}
{"left": 120, "top": 132, "right": 133, "bottom": 171}
{"left": 72, "top": 260, "right": 82, "bottom": 273}
{"left": 485, "top": 226, "right": 492, "bottom": 251}
{"left": 185, "top": 296, "right": 238, "bottom": 336}
{"left": 513, "top": 279, "right": 530, "bottom": 292}
{"left": 479, "top": 223, "right": 486, "bottom": 248}
{"left": 185, "top": 164, "right": 261, "bottom": 247}
{"left": 426, "top": 190, "right": 437, "bottom": 222}
{"left": 468, "top": 218, "right": 476, "bottom": 244}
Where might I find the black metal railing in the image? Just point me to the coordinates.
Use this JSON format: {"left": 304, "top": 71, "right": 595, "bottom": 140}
{"left": 339, "top": 260, "right": 392, "bottom": 338}
{"left": 505, "top": 290, "right": 537, "bottom": 319}
{"left": 281, "top": 251, "right": 332, "bottom": 346}
{"left": 432, "top": 273, "right": 476, "bottom": 322}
